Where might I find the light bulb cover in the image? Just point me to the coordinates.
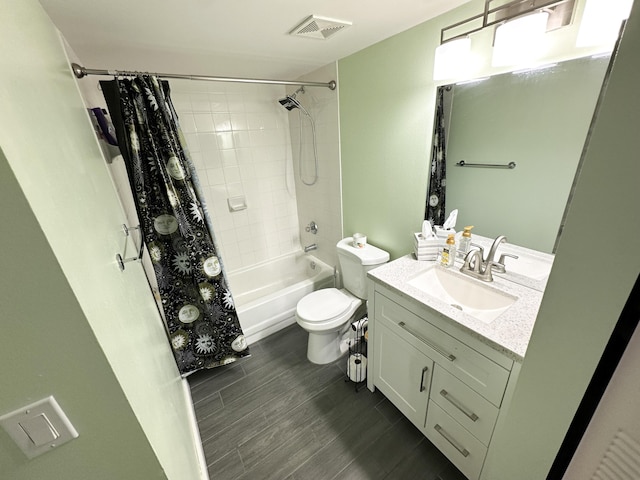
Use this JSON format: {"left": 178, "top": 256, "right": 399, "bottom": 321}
{"left": 433, "top": 37, "right": 472, "bottom": 81}
{"left": 576, "top": 0, "right": 633, "bottom": 49}
{"left": 492, "top": 11, "right": 550, "bottom": 67}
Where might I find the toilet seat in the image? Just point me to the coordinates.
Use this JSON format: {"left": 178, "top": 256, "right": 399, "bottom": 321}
{"left": 296, "top": 288, "right": 361, "bottom": 331}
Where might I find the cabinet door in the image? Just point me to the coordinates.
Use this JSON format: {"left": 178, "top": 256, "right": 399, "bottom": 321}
{"left": 374, "top": 322, "right": 433, "bottom": 429}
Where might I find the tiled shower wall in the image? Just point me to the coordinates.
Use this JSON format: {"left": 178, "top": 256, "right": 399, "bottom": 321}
{"left": 168, "top": 79, "right": 300, "bottom": 272}
{"left": 288, "top": 63, "right": 343, "bottom": 270}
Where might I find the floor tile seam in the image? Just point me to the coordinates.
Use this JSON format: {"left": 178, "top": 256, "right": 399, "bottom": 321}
{"left": 316, "top": 394, "right": 396, "bottom": 438}
{"left": 194, "top": 391, "right": 224, "bottom": 423}
{"left": 202, "top": 372, "right": 287, "bottom": 424}
{"left": 192, "top": 373, "right": 246, "bottom": 407}
{"left": 234, "top": 383, "right": 342, "bottom": 464}
{"left": 237, "top": 421, "right": 317, "bottom": 478}
{"left": 205, "top": 447, "right": 247, "bottom": 480}
{"left": 260, "top": 372, "right": 346, "bottom": 426}
{"left": 301, "top": 407, "right": 397, "bottom": 478}
{"left": 200, "top": 409, "right": 269, "bottom": 456}
{"left": 218, "top": 369, "right": 292, "bottom": 407}
{"left": 374, "top": 402, "right": 405, "bottom": 427}
{"left": 218, "top": 364, "right": 297, "bottom": 409}
{"left": 330, "top": 416, "right": 400, "bottom": 480}
{"left": 372, "top": 430, "right": 430, "bottom": 478}
{"left": 231, "top": 410, "right": 284, "bottom": 455}
{"left": 198, "top": 397, "right": 268, "bottom": 444}
{"left": 381, "top": 438, "right": 448, "bottom": 480}
{"left": 285, "top": 428, "right": 324, "bottom": 480}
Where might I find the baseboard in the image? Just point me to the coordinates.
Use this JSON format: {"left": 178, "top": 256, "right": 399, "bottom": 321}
{"left": 181, "top": 378, "right": 210, "bottom": 480}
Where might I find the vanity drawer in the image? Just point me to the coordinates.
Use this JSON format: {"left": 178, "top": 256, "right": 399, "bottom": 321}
{"left": 425, "top": 400, "right": 487, "bottom": 480}
{"left": 375, "top": 292, "right": 510, "bottom": 406}
{"left": 431, "top": 366, "right": 499, "bottom": 446}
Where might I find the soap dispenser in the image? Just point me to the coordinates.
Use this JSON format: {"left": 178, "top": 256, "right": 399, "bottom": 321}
{"left": 459, "top": 226, "right": 474, "bottom": 256}
{"left": 440, "top": 234, "right": 456, "bottom": 268}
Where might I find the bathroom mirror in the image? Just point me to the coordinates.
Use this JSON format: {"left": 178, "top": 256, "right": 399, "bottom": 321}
{"left": 432, "top": 54, "right": 610, "bottom": 253}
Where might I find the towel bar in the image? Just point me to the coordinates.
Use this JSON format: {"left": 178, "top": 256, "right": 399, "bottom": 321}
{"left": 116, "top": 224, "right": 144, "bottom": 271}
{"left": 455, "top": 161, "right": 516, "bottom": 169}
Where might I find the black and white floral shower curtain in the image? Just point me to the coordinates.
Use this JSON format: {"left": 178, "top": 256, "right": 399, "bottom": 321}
{"left": 425, "top": 86, "right": 448, "bottom": 225}
{"left": 101, "top": 76, "right": 249, "bottom": 376}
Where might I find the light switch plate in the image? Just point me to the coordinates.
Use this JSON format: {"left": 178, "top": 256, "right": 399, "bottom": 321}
{"left": 0, "top": 396, "right": 78, "bottom": 458}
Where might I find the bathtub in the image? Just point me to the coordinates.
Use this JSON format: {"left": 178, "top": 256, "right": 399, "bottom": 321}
{"left": 227, "top": 252, "right": 335, "bottom": 344}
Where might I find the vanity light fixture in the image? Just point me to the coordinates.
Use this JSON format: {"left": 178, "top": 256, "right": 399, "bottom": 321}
{"left": 492, "top": 11, "right": 550, "bottom": 67}
{"left": 435, "top": 0, "right": 577, "bottom": 78}
{"left": 433, "top": 37, "right": 472, "bottom": 81}
{"left": 576, "top": 0, "right": 633, "bottom": 49}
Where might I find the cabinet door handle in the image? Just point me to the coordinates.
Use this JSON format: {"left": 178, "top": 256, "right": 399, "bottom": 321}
{"left": 434, "top": 424, "right": 470, "bottom": 457}
{"left": 440, "top": 389, "right": 479, "bottom": 422}
{"left": 398, "top": 322, "right": 456, "bottom": 361}
{"left": 419, "top": 366, "right": 429, "bottom": 392}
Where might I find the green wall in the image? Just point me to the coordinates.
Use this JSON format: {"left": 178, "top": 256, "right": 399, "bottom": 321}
{"left": 0, "top": 1, "right": 204, "bottom": 478}
{"left": 0, "top": 151, "right": 165, "bottom": 479}
{"left": 339, "top": 0, "right": 609, "bottom": 259}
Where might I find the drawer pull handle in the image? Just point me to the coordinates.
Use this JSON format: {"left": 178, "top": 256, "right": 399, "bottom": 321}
{"left": 398, "top": 322, "right": 456, "bottom": 362}
{"left": 434, "top": 424, "right": 470, "bottom": 458}
{"left": 419, "top": 366, "right": 429, "bottom": 392}
{"left": 440, "top": 389, "right": 479, "bottom": 422}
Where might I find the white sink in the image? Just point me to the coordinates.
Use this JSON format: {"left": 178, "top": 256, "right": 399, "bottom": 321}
{"left": 407, "top": 266, "right": 518, "bottom": 324}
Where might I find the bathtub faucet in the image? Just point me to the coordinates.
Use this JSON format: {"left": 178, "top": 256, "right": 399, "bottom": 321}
{"left": 304, "top": 243, "right": 318, "bottom": 253}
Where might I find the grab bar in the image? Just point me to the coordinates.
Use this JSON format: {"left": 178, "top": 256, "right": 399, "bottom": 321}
{"left": 455, "top": 160, "right": 516, "bottom": 169}
{"left": 116, "top": 224, "right": 144, "bottom": 271}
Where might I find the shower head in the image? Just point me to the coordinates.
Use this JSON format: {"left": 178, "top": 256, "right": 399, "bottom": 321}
{"left": 278, "top": 86, "right": 307, "bottom": 111}
{"left": 278, "top": 94, "right": 302, "bottom": 111}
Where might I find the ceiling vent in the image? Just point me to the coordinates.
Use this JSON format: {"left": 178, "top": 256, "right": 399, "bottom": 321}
{"left": 289, "top": 15, "right": 352, "bottom": 40}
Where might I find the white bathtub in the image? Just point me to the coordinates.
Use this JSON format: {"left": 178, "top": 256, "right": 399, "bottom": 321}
{"left": 227, "top": 252, "right": 335, "bottom": 344}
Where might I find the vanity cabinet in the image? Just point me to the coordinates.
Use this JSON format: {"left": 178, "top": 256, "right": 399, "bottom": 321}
{"left": 370, "top": 285, "right": 518, "bottom": 480}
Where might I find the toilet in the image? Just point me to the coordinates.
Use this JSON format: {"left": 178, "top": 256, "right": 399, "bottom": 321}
{"left": 296, "top": 237, "right": 390, "bottom": 364}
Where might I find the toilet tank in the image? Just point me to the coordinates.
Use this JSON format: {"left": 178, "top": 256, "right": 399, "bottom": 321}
{"left": 337, "top": 237, "right": 390, "bottom": 299}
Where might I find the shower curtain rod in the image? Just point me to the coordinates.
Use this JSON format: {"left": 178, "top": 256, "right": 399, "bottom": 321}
{"left": 71, "top": 63, "right": 337, "bottom": 90}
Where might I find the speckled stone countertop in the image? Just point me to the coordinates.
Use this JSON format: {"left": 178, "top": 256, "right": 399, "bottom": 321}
{"left": 367, "top": 238, "right": 553, "bottom": 362}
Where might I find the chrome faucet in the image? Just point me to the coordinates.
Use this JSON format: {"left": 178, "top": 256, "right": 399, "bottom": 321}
{"left": 460, "top": 235, "right": 509, "bottom": 282}
{"left": 304, "top": 243, "right": 318, "bottom": 252}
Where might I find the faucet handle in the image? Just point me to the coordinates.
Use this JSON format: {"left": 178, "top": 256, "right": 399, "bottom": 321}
{"left": 469, "top": 243, "right": 484, "bottom": 253}
{"left": 493, "top": 253, "right": 519, "bottom": 273}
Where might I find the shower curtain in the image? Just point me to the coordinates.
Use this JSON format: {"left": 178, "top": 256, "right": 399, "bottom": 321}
{"left": 425, "top": 85, "right": 448, "bottom": 225}
{"left": 101, "top": 76, "right": 249, "bottom": 376}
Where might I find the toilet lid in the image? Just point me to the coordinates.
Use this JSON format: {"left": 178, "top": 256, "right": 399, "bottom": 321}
{"left": 297, "top": 288, "right": 355, "bottom": 322}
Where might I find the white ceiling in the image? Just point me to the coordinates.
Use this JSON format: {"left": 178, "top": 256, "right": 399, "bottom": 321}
{"left": 39, "top": 0, "right": 471, "bottom": 80}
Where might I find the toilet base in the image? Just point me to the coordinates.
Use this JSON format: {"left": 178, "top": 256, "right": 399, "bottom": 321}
{"left": 306, "top": 330, "right": 348, "bottom": 365}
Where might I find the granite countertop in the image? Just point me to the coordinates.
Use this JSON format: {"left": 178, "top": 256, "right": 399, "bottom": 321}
{"left": 367, "top": 241, "right": 552, "bottom": 362}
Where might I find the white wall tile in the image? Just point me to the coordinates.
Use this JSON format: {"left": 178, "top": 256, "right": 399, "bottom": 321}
{"left": 172, "top": 81, "right": 300, "bottom": 272}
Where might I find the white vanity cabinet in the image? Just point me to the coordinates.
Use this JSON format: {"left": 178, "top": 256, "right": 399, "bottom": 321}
{"left": 370, "top": 283, "right": 520, "bottom": 480}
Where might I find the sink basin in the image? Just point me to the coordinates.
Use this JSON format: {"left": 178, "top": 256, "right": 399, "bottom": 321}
{"left": 407, "top": 267, "right": 518, "bottom": 323}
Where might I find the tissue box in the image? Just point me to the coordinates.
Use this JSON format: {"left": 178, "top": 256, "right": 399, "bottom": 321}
{"left": 414, "top": 232, "right": 441, "bottom": 248}
{"left": 434, "top": 226, "right": 456, "bottom": 240}
{"left": 414, "top": 232, "right": 440, "bottom": 261}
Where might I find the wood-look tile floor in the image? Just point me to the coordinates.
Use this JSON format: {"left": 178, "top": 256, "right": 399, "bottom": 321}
{"left": 188, "top": 324, "right": 467, "bottom": 480}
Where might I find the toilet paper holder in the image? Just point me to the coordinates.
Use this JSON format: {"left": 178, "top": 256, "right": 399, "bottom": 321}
{"left": 346, "top": 314, "right": 368, "bottom": 390}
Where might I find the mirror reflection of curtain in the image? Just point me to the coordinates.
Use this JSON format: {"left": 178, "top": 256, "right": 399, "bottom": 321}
{"left": 101, "top": 76, "right": 249, "bottom": 376}
{"left": 425, "top": 86, "right": 448, "bottom": 225}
